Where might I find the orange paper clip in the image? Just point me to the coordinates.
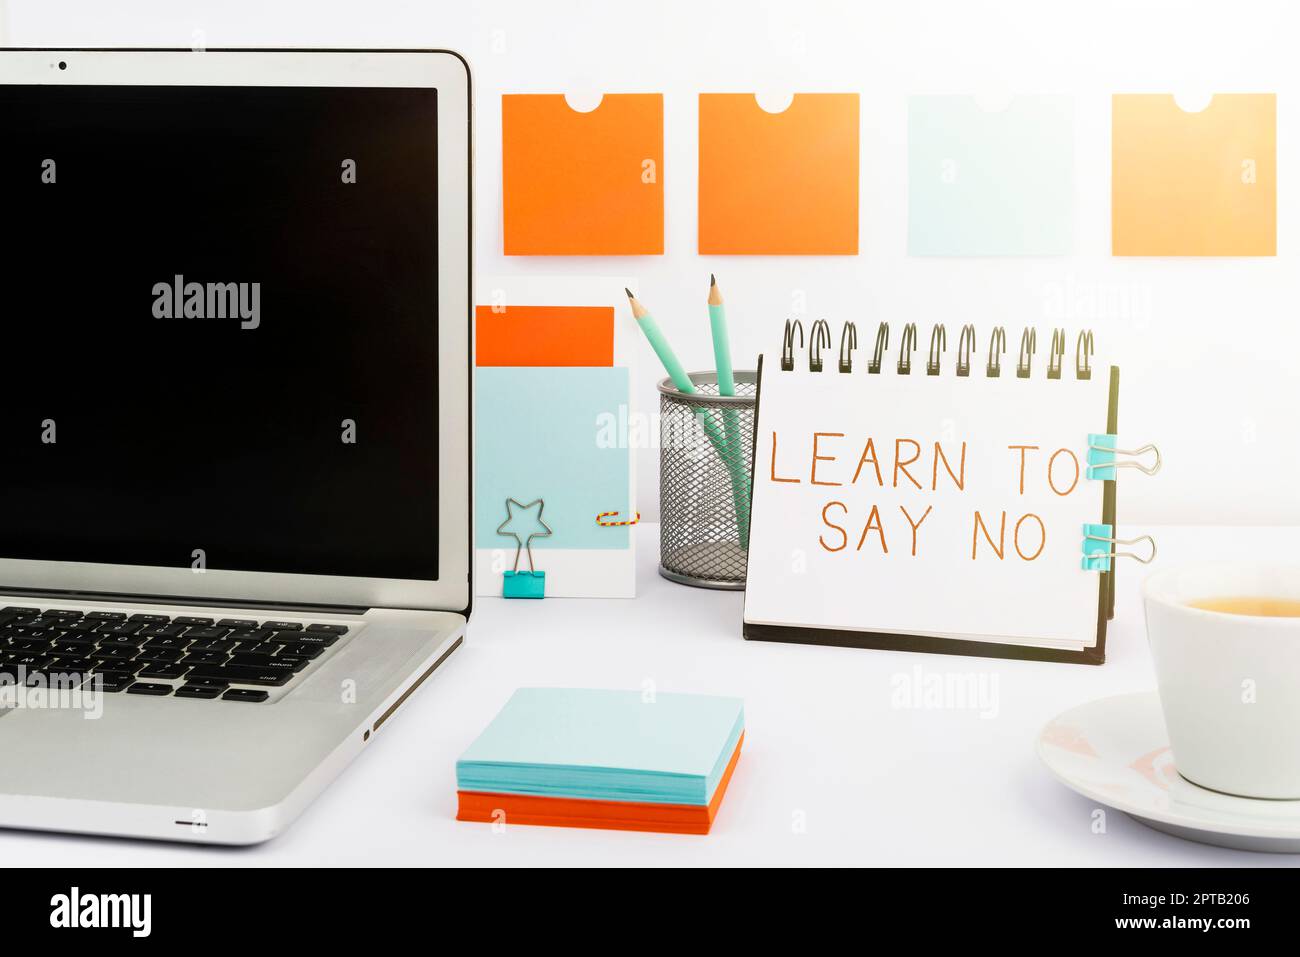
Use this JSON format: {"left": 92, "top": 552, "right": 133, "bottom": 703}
{"left": 596, "top": 511, "right": 640, "bottom": 527}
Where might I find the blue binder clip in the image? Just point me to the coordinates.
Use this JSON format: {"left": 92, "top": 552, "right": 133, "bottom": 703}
{"left": 497, "top": 497, "right": 552, "bottom": 599}
{"left": 1086, "top": 433, "right": 1162, "bottom": 480}
{"left": 1081, "top": 523, "right": 1157, "bottom": 572}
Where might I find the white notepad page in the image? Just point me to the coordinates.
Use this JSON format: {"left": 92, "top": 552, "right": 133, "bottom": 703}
{"left": 744, "top": 350, "right": 1110, "bottom": 649}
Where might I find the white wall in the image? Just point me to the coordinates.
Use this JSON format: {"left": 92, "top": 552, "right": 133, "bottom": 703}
{"left": 10, "top": 0, "right": 1299, "bottom": 525}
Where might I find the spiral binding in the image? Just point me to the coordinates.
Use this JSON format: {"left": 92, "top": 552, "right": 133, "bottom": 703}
{"left": 839, "top": 322, "right": 857, "bottom": 373}
{"left": 778, "top": 322, "right": 1099, "bottom": 379}
{"left": 809, "top": 319, "right": 831, "bottom": 373}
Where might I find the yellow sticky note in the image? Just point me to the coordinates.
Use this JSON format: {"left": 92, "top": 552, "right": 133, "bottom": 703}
{"left": 1112, "top": 94, "right": 1275, "bottom": 256}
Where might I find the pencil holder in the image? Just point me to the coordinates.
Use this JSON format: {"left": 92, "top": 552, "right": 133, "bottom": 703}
{"left": 658, "top": 370, "right": 756, "bottom": 590}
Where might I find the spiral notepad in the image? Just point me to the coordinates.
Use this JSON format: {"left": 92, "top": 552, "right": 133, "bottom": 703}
{"left": 743, "top": 321, "right": 1158, "bottom": 664}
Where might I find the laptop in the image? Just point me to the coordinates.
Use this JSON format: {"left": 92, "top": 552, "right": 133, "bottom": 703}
{"left": 0, "top": 49, "right": 472, "bottom": 844}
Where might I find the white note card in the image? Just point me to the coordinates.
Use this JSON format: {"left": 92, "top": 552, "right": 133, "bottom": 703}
{"left": 744, "top": 353, "right": 1110, "bottom": 649}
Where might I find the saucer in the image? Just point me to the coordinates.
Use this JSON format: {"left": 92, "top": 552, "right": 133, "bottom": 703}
{"left": 1037, "top": 692, "right": 1300, "bottom": 853}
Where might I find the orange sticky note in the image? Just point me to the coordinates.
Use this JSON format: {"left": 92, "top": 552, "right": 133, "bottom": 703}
{"left": 502, "top": 93, "right": 663, "bottom": 256}
{"left": 1112, "top": 94, "right": 1276, "bottom": 256}
{"left": 699, "top": 93, "right": 859, "bottom": 255}
{"left": 474, "top": 305, "right": 614, "bottom": 367}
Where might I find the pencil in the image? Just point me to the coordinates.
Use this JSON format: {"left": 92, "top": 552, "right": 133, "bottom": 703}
{"left": 626, "top": 288, "right": 694, "bottom": 394}
{"left": 708, "top": 275, "right": 748, "bottom": 541}
{"left": 707, "top": 274, "right": 734, "bottom": 397}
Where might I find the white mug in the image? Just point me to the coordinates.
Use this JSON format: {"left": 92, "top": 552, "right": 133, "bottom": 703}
{"left": 1143, "top": 563, "right": 1300, "bottom": 799}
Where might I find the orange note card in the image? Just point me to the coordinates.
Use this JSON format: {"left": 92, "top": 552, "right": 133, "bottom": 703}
{"left": 1112, "top": 94, "right": 1276, "bottom": 256}
{"left": 502, "top": 93, "right": 663, "bottom": 256}
{"left": 699, "top": 93, "right": 859, "bottom": 255}
{"left": 475, "top": 305, "right": 614, "bottom": 367}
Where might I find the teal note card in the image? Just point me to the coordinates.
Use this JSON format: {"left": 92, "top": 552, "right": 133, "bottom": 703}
{"left": 476, "top": 366, "right": 630, "bottom": 550}
{"left": 908, "top": 95, "right": 1074, "bottom": 256}
{"left": 457, "top": 688, "right": 746, "bottom": 804}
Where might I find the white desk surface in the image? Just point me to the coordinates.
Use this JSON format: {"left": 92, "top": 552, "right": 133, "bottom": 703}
{"left": 5, "top": 524, "right": 1298, "bottom": 867}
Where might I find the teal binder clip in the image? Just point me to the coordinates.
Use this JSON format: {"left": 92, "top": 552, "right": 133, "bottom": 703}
{"left": 1081, "top": 523, "right": 1157, "bottom": 572}
{"left": 1086, "top": 433, "right": 1162, "bottom": 480}
{"left": 497, "top": 497, "right": 552, "bottom": 599}
{"left": 503, "top": 570, "right": 546, "bottom": 599}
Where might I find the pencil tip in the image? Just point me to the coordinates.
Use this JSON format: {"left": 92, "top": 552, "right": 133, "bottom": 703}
{"left": 710, "top": 273, "right": 716, "bottom": 286}
{"left": 624, "top": 287, "right": 634, "bottom": 299}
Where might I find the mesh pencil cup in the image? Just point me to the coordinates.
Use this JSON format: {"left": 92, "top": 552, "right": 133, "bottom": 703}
{"left": 658, "top": 371, "right": 756, "bottom": 589}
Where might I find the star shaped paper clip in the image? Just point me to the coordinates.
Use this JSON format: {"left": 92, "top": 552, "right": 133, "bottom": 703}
{"left": 496, "top": 497, "right": 553, "bottom": 598}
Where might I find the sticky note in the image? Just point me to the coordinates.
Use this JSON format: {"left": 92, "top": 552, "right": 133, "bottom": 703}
{"left": 1112, "top": 94, "right": 1276, "bottom": 256}
{"left": 908, "top": 95, "right": 1074, "bottom": 255}
{"left": 475, "top": 305, "right": 614, "bottom": 367}
{"left": 456, "top": 688, "right": 746, "bottom": 804}
{"left": 502, "top": 93, "right": 663, "bottom": 255}
{"left": 698, "top": 93, "right": 859, "bottom": 254}
{"left": 475, "top": 366, "right": 630, "bottom": 550}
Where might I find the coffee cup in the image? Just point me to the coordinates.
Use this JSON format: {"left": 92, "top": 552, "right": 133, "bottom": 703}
{"left": 1143, "top": 563, "right": 1300, "bottom": 799}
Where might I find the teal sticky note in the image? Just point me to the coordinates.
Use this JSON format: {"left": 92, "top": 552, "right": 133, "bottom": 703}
{"left": 476, "top": 367, "right": 630, "bottom": 551}
{"left": 908, "top": 95, "right": 1074, "bottom": 256}
{"left": 457, "top": 688, "right": 745, "bottom": 805}
{"left": 1082, "top": 523, "right": 1113, "bottom": 571}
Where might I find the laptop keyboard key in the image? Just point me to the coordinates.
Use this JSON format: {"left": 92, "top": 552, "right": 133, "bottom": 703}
{"left": 175, "top": 684, "right": 223, "bottom": 699}
{"left": 187, "top": 664, "right": 290, "bottom": 686}
{"left": 183, "top": 676, "right": 229, "bottom": 689}
{"left": 188, "top": 638, "right": 236, "bottom": 653}
{"left": 9, "top": 654, "right": 52, "bottom": 669}
{"left": 174, "top": 617, "right": 214, "bottom": 627}
{"left": 91, "top": 646, "right": 138, "bottom": 661}
{"left": 144, "top": 635, "right": 189, "bottom": 650}
{"left": 227, "top": 653, "right": 297, "bottom": 670}
{"left": 278, "top": 631, "right": 333, "bottom": 647}
{"left": 179, "top": 651, "right": 229, "bottom": 666}
{"left": 217, "top": 618, "right": 258, "bottom": 629}
{"left": 92, "top": 671, "right": 134, "bottom": 692}
{"left": 138, "top": 623, "right": 186, "bottom": 638}
{"left": 86, "top": 611, "right": 128, "bottom": 620}
{"left": 222, "top": 689, "right": 269, "bottom": 703}
{"left": 235, "top": 642, "right": 280, "bottom": 656}
{"left": 305, "top": 624, "right": 349, "bottom": 634}
{"left": 98, "top": 638, "right": 144, "bottom": 652}
{"left": 135, "top": 647, "right": 184, "bottom": 663}
{"left": 7, "top": 639, "right": 53, "bottom": 653}
{"left": 129, "top": 614, "right": 170, "bottom": 623}
{"left": 279, "top": 642, "right": 323, "bottom": 660}
{"left": 98, "top": 621, "right": 143, "bottom": 636}
{"left": 138, "top": 662, "right": 189, "bottom": 679}
{"left": 182, "top": 627, "right": 229, "bottom": 641}
{"left": 262, "top": 621, "right": 302, "bottom": 632}
{"left": 126, "top": 682, "right": 173, "bottom": 696}
{"left": 51, "top": 656, "right": 96, "bottom": 672}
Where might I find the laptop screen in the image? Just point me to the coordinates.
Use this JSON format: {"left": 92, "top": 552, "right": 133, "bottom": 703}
{"left": 0, "top": 84, "right": 440, "bottom": 582}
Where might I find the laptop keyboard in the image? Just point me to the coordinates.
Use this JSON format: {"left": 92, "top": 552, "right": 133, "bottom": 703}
{"left": 0, "top": 605, "right": 351, "bottom": 702}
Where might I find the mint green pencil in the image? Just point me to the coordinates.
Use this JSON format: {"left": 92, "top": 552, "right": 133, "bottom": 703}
{"left": 627, "top": 288, "right": 749, "bottom": 543}
{"left": 707, "top": 274, "right": 734, "bottom": 397}
{"left": 626, "top": 289, "right": 694, "bottom": 394}
{"left": 707, "top": 275, "right": 748, "bottom": 541}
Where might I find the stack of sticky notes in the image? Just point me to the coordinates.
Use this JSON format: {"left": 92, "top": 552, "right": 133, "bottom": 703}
{"left": 456, "top": 688, "right": 745, "bottom": 835}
